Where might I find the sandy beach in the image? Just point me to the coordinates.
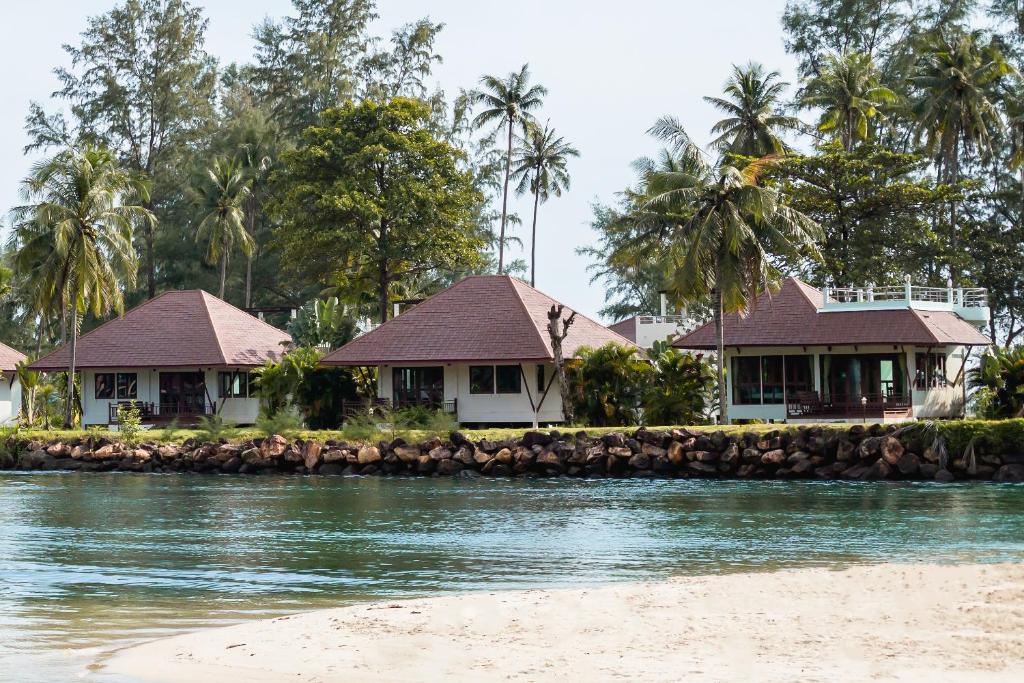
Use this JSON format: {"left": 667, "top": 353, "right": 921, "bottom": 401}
{"left": 103, "top": 563, "right": 1024, "bottom": 683}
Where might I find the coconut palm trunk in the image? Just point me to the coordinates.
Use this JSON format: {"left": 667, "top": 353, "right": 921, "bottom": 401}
{"left": 219, "top": 242, "right": 228, "bottom": 300}
{"left": 63, "top": 307, "right": 78, "bottom": 428}
{"left": 714, "top": 287, "right": 728, "bottom": 425}
{"left": 498, "top": 118, "right": 514, "bottom": 274}
{"left": 529, "top": 180, "right": 541, "bottom": 287}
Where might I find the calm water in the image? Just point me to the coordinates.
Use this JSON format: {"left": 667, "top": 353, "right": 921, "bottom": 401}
{"left": 1, "top": 473, "right": 1023, "bottom": 682}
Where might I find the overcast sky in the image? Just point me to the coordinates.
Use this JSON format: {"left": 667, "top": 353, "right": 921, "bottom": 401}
{"left": 0, "top": 0, "right": 799, "bottom": 321}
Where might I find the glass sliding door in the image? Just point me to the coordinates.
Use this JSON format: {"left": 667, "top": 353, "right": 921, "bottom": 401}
{"left": 392, "top": 367, "right": 444, "bottom": 407}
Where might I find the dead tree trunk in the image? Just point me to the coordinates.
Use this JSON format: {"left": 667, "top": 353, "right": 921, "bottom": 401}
{"left": 546, "top": 304, "right": 577, "bottom": 425}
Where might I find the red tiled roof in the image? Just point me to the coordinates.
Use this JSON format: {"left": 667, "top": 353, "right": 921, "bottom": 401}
{"left": 673, "top": 277, "right": 991, "bottom": 349}
{"left": 30, "top": 290, "right": 291, "bottom": 370}
{"left": 608, "top": 317, "right": 637, "bottom": 343}
{"left": 322, "top": 275, "right": 638, "bottom": 366}
{"left": 0, "top": 341, "right": 27, "bottom": 372}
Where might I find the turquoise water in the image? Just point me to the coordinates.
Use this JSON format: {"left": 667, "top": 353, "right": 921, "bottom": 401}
{"left": 1, "top": 473, "right": 1023, "bottom": 682}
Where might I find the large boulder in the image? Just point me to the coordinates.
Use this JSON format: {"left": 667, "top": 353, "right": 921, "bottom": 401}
{"left": 260, "top": 434, "right": 289, "bottom": 459}
{"left": 302, "top": 441, "right": 323, "bottom": 470}
{"left": 879, "top": 437, "right": 905, "bottom": 466}
{"left": 995, "top": 464, "right": 1024, "bottom": 483}
{"left": 357, "top": 446, "right": 382, "bottom": 465}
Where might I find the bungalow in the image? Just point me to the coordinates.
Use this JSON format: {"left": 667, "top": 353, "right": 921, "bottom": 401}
{"left": 30, "top": 290, "right": 291, "bottom": 427}
{"left": 0, "top": 342, "right": 26, "bottom": 426}
{"left": 321, "top": 275, "right": 639, "bottom": 426}
{"left": 673, "top": 277, "right": 992, "bottom": 423}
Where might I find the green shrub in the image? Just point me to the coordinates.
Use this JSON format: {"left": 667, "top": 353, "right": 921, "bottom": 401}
{"left": 968, "top": 346, "right": 1024, "bottom": 419}
{"left": 341, "top": 406, "right": 388, "bottom": 443}
{"left": 256, "top": 407, "right": 304, "bottom": 439}
{"left": 116, "top": 402, "right": 143, "bottom": 447}
{"left": 196, "top": 415, "right": 229, "bottom": 443}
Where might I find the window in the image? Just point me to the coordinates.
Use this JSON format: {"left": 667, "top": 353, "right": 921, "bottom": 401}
{"left": 393, "top": 367, "right": 444, "bottom": 405}
{"left": 761, "top": 356, "right": 784, "bottom": 404}
{"left": 116, "top": 373, "right": 137, "bottom": 399}
{"left": 784, "top": 355, "right": 814, "bottom": 395}
{"left": 95, "top": 373, "right": 115, "bottom": 399}
{"left": 469, "top": 366, "right": 494, "bottom": 394}
{"left": 496, "top": 365, "right": 522, "bottom": 394}
{"left": 914, "top": 353, "right": 947, "bottom": 389}
{"left": 537, "top": 365, "right": 546, "bottom": 393}
{"left": 219, "top": 371, "right": 249, "bottom": 398}
{"left": 732, "top": 356, "right": 762, "bottom": 405}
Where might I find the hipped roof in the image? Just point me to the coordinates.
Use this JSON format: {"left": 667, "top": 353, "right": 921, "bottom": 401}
{"left": 322, "top": 275, "right": 638, "bottom": 366}
{"left": 30, "top": 290, "right": 291, "bottom": 371}
{"left": 673, "top": 277, "right": 991, "bottom": 349}
{"left": 0, "top": 342, "right": 27, "bottom": 372}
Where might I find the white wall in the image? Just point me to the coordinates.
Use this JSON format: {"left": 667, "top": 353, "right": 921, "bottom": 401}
{"left": 80, "top": 368, "right": 260, "bottom": 426}
{"left": 377, "top": 362, "right": 565, "bottom": 425}
{"left": 0, "top": 374, "right": 19, "bottom": 426}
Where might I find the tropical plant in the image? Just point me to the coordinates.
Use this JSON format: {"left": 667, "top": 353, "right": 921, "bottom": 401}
{"left": 116, "top": 401, "right": 143, "bottom": 447}
{"left": 704, "top": 62, "right": 800, "bottom": 158}
{"left": 643, "top": 342, "right": 716, "bottom": 425}
{"left": 287, "top": 297, "right": 357, "bottom": 350}
{"left": 255, "top": 406, "right": 304, "bottom": 439}
{"left": 968, "top": 345, "right": 1024, "bottom": 418}
{"left": 251, "top": 346, "right": 323, "bottom": 417}
{"left": 643, "top": 119, "right": 822, "bottom": 424}
{"left": 190, "top": 156, "right": 255, "bottom": 299}
{"left": 471, "top": 64, "right": 548, "bottom": 273}
{"left": 566, "top": 343, "right": 653, "bottom": 426}
{"left": 11, "top": 144, "right": 150, "bottom": 427}
{"left": 799, "top": 51, "right": 898, "bottom": 150}
{"left": 195, "top": 414, "right": 229, "bottom": 443}
{"left": 911, "top": 30, "right": 1013, "bottom": 280}
{"left": 511, "top": 122, "right": 579, "bottom": 286}
{"left": 15, "top": 360, "right": 41, "bottom": 426}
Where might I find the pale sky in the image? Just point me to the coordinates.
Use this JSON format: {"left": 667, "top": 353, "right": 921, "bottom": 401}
{"left": 0, "top": 0, "right": 799, "bottom": 321}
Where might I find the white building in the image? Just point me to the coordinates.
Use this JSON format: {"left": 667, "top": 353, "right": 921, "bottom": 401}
{"left": 0, "top": 342, "right": 26, "bottom": 426}
{"left": 609, "top": 292, "right": 694, "bottom": 350}
{"left": 30, "top": 290, "right": 291, "bottom": 427}
{"left": 672, "top": 277, "right": 992, "bottom": 423}
{"left": 321, "top": 275, "right": 639, "bottom": 427}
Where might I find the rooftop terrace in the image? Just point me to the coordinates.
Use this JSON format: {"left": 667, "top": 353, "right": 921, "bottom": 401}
{"left": 821, "top": 279, "right": 989, "bottom": 326}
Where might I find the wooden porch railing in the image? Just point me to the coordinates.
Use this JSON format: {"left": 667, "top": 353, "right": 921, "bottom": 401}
{"left": 786, "top": 392, "right": 912, "bottom": 419}
{"left": 108, "top": 401, "right": 215, "bottom": 425}
{"left": 340, "top": 398, "right": 458, "bottom": 418}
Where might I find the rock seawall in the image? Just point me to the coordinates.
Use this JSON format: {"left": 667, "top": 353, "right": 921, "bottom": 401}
{"left": 3, "top": 425, "right": 1024, "bottom": 482}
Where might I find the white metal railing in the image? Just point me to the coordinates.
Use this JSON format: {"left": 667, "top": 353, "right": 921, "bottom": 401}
{"left": 637, "top": 315, "right": 688, "bottom": 325}
{"left": 823, "top": 284, "right": 988, "bottom": 308}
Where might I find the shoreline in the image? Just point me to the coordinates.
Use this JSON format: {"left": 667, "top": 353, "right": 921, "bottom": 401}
{"left": 103, "top": 562, "right": 1024, "bottom": 682}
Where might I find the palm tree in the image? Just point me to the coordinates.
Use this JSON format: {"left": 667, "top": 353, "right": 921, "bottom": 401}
{"left": 800, "top": 51, "right": 898, "bottom": 151}
{"left": 510, "top": 122, "right": 579, "bottom": 286}
{"left": 12, "top": 144, "right": 148, "bottom": 426}
{"left": 471, "top": 64, "right": 547, "bottom": 273}
{"left": 231, "top": 115, "right": 277, "bottom": 308}
{"left": 643, "top": 118, "right": 822, "bottom": 424}
{"left": 704, "top": 62, "right": 800, "bottom": 158}
{"left": 191, "top": 156, "right": 255, "bottom": 299}
{"left": 911, "top": 30, "right": 1012, "bottom": 281}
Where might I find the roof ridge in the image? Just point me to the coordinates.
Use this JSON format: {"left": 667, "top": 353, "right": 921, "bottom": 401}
{"left": 199, "top": 290, "right": 294, "bottom": 341}
{"left": 907, "top": 307, "right": 942, "bottom": 345}
{"left": 505, "top": 276, "right": 555, "bottom": 359}
{"left": 198, "top": 291, "right": 230, "bottom": 365}
{"left": 510, "top": 276, "right": 640, "bottom": 350}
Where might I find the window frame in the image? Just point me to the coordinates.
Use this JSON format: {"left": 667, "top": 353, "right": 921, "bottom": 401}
{"left": 95, "top": 373, "right": 115, "bottom": 400}
{"left": 115, "top": 372, "right": 137, "bottom": 400}
{"left": 218, "top": 371, "right": 249, "bottom": 399}
{"left": 495, "top": 365, "right": 522, "bottom": 394}
{"left": 469, "top": 365, "right": 495, "bottom": 394}
{"left": 536, "top": 364, "right": 546, "bottom": 394}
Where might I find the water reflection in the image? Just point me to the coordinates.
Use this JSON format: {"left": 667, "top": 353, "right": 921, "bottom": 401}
{"left": 0, "top": 473, "right": 1022, "bottom": 682}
